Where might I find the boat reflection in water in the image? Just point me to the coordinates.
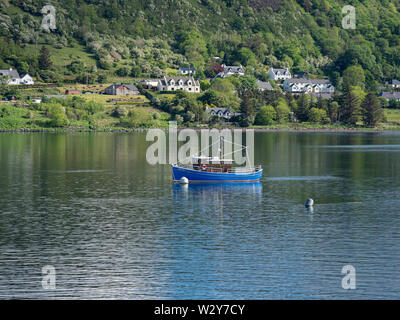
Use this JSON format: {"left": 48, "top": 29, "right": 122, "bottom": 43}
{"left": 172, "top": 182, "right": 263, "bottom": 208}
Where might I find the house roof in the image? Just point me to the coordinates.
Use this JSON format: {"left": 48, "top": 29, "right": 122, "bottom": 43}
{"left": 207, "top": 107, "right": 232, "bottom": 114}
{"left": 222, "top": 64, "right": 244, "bottom": 74}
{"left": 0, "top": 68, "right": 20, "bottom": 79}
{"left": 106, "top": 84, "right": 139, "bottom": 91}
{"left": 178, "top": 67, "right": 196, "bottom": 72}
{"left": 389, "top": 79, "right": 400, "bottom": 85}
{"left": 158, "top": 76, "right": 199, "bottom": 86}
{"left": 381, "top": 92, "right": 400, "bottom": 100}
{"left": 257, "top": 80, "right": 273, "bottom": 91}
{"left": 270, "top": 67, "right": 290, "bottom": 75}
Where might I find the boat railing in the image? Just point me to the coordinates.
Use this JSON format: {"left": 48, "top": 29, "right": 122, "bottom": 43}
{"left": 174, "top": 164, "right": 262, "bottom": 174}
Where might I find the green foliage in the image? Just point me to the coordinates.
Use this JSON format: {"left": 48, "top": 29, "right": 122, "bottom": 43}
{"left": 45, "top": 103, "right": 69, "bottom": 127}
{"left": 38, "top": 46, "right": 52, "bottom": 71}
{"left": 1, "top": 0, "right": 400, "bottom": 83}
{"left": 308, "top": 107, "right": 329, "bottom": 124}
{"left": 275, "top": 98, "right": 291, "bottom": 123}
{"left": 120, "top": 109, "right": 157, "bottom": 128}
{"left": 343, "top": 65, "right": 366, "bottom": 89}
{"left": 111, "top": 106, "right": 128, "bottom": 118}
{"left": 255, "top": 105, "right": 276, "bottom": 125}
{"left": 362, "top": 92, "right": 383, "bottom": 127}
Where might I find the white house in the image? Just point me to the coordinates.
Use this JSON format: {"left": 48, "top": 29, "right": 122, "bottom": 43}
{"left": 178, "top": 67, "right": 196, "bottom": 75}
{"left": 267, "top": 67, "right": 292, "bottom": 81}
{"left": 19, "top": 74, "right": 34, "bottom": 85}
{"left": 283, "top": 78, "right": 334, "bottom": 94}
{"left": 206, "top": 107, "right": 234, "bottom": 120}
{"left": 385, "top": 80, "right": 400, "bottom": 89}
{"left": 214, "top": 64, "right": 245, "bottom": 79}
{"left": 157, "top": 76, "right": 200, "bottom": 93}
{"left": 138, "top": 79, "right": 159, "bottom": 90}
{"left": 0, "top": 68, "right": 34, "bottom": 85}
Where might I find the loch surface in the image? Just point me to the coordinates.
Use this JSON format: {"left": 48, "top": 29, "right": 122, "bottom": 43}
{"left": 0, "top": 132, "right": 399, "bottom": 299}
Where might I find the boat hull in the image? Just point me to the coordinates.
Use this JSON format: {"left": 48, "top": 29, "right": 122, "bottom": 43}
{"left": 172, "top": 165, "right": 263, "bottom": 183}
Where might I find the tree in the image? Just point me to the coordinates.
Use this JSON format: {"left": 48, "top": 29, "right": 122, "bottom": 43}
{"left": 342, "top": 65, "right": 365, "bottom": 89}
{"left": 46, "top": 103, "right": 68, "bottom": 127}
{"left": 275, "top": 98, "right": 291, "bottom": 123}
{"left": 295, "top": 94, "right": 311, "bottom": 122}
{"left": 38, "top": 46, "right": 52, "bottom": 70}
{"left": 340, "top": 86, "right": 362, "bottom": 125}
{"left": 328, "top": 101, "right": 339, "bottom": 123}
{"left": 362, "top": 92, "right": 383, "bottom": 127}
{"left": 255, "top": 105, "right": 276, "bottom": 125}
{"left": 308, "top": 108, "right": 329, "bottom": 124}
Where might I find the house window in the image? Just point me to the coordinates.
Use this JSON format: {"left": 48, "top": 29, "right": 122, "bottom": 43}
{"left": 195, "top": 88, "right": 199, "bottom": 91}
{"left": 171, "top": 88, "right": 174, "bottom": 91}
{"left": 189, "top": 88, "right": 192, "bottom": 91}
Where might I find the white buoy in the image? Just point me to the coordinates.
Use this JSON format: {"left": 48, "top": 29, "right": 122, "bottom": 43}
{"left": 179, "top": 177, "right": 189, "bottom": 184}
{"left": 305, "top": 198, "right": 314, "bottom": 207}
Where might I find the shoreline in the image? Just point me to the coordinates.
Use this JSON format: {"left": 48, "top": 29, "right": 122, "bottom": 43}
{"left": 1, "top": 127, "right": 400, "bottom": 133}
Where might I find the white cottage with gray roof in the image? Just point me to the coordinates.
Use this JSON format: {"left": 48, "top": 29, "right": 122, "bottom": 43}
{"left": 157, "top": 76, "right": 200, "bottom": 93}
{"left": 0, "top": 68, "right": 34, "bottom": 85}
{"left": 283, "top": 78, "right": 334, "bottom": 94}
{"left": 268, "top": 67, "right": 292, "bottom": 81}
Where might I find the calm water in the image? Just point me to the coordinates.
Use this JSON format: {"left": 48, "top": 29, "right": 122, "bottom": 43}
{"left": 0, "top": 132, "right": 399, "bottom": 299}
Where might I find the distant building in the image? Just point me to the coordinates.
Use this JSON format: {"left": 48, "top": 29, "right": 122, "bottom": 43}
{"left": 381, "top": 92, "right": 400, "bottom": 102}
{"left": 157, "top": 76, "right": 200, "bottom": 93}
{"left": 283, "top": 78, "right": 334, "bottom": 94}
{"left": 0, "top": 68, "right": 34, "bottom": 85}
{"left": 19, "top": 74, "right": 34, "bottom": 85}
{"left": 65, "top": 90, "right": 81, "bottom": 95}
{"left": 267, "top": 67, "right": 292, "bottom": 81}
{"left": 256, "top": 80, "right": 274, "bottom": 91}
{"left": 178, "top": 67, "right": 196, "bottom": 75}
{"left": 385, "top": 80, "right": 400, "bottom": 89}
{"left": 105, "top": 84, "right": 140, "bottom": 95}
{"left": 138, "top": 79, "right": 158, "bottom": 90}
{"left": 206, "top": 107, "right": 234, "bottom": 120}
{"left": 214, "top": 64, "right": 245, "bottom": 79}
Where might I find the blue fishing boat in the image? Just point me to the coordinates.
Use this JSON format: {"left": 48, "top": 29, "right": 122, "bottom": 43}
{"left": 172, "top": 138, "right": 263, "bottom": 183}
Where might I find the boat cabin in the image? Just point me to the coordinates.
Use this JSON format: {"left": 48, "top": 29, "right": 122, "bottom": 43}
{"left": 192, "top": 156, "right": 233, "bottom": 173}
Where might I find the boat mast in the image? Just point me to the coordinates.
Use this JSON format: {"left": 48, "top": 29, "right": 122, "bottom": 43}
{"left": 220, "top": 135, "right": 224, "bottom": 160}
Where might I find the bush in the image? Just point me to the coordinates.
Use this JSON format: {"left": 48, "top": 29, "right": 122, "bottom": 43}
{"left": 275, "top": 99, "right": 291, "bottom": 123}
{"left": 120, "top": 109, "right": 155, "bottom": 128}
{"left": 255, "top": 105, "right": 276, "bottom": 125}
{"left": 308, "top": 107, "right": 329, "bottom": 124}
{"left": 45, "top": 103, "right": 69, "bottom": 127}
{"left": 111, "top": 106, "right": 128, "bottom": 118}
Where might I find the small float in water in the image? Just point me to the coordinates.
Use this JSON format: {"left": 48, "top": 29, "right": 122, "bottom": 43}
{"left": 172, "top": 138, "right": 263, "bottom": 183}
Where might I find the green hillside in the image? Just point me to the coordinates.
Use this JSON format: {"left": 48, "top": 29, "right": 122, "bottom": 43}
{"left": 1, "top": 0, "right": 400, "bottom": 90}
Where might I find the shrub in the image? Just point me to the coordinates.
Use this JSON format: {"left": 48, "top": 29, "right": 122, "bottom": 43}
{"left": 255, "top": 105, "right": 276, "bottom": 125}
{"left": 275, "top": 98, "right": 291, "bottom": 123}
{"left": 45, "top": 103, "right": 69, "bottom": 127}
{"left": 111, "top": 106, "right": 128, "bottom": 118}
{"left": 120, "top": 109, "right": 155, "bottom": 128}
{"left": 308, "top": 107, "right": 329, "bottom": 124}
